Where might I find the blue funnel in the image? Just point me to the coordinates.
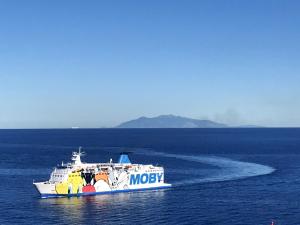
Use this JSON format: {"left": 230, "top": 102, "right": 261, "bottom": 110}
{"left": 118, "top": 153, "right": 131, "bottom": 164}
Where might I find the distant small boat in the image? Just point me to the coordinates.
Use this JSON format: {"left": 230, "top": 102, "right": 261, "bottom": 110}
{"left": 71, "top": 127, "right": 80, "bottom": 129}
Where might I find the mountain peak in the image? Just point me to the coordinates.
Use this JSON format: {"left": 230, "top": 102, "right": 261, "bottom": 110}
{"left": 116, "top": 115, "right": 227, "bottom": 128}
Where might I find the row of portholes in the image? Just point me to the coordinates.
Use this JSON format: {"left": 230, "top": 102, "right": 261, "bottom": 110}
{"left": 53, "top": 174, "right": 64, "bottom": 177}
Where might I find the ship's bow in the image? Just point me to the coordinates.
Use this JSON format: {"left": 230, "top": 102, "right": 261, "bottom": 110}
{"left": 33, "top": 182, "right": 56, "bottom": 198}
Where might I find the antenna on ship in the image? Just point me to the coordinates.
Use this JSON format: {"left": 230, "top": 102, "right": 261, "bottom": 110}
{"left": 72, "top": 146, "right": 85, "bottom": 165}
{"left": 78, "top": 146, "right": 85, "bottom": 155}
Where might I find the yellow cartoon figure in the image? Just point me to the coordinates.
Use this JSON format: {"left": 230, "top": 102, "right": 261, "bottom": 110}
{"left": 55, "top": 172, "right": 84, "bottom": 194}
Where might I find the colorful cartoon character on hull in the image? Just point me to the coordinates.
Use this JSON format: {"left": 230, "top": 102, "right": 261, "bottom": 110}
{"left": 55, "top": 172, "right": 84, "bottom": 194}
{"left": 81, "top": 172, "right": 96, "bottom": 193}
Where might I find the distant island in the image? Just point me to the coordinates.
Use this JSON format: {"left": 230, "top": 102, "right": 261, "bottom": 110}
{"left": 116, "top": 115, "right": 228, "bottom": 128}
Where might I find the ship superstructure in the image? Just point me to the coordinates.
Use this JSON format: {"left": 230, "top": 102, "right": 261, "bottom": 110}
{"left": 33, "top": 148, "right": 171, "bottom": 198}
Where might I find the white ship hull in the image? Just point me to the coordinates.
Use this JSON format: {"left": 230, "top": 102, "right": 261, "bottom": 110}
{"left": 34, "top": 181, "right": 171, "bottom": 198}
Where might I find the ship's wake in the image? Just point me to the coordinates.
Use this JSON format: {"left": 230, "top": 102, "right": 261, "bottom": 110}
{"left": 137, "top": 150, "right": 275, "bottom": 186}
{"left": 0, "top": 146, "right": 275, "bottom": 185}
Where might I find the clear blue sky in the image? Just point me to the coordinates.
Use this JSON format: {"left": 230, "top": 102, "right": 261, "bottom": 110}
{"left": 0, "top": 0, "right": 300, "bottom": 128}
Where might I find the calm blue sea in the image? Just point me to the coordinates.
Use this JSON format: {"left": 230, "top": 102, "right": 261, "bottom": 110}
{"left": 0, "top": 128, "right": 300, "bottom": 225}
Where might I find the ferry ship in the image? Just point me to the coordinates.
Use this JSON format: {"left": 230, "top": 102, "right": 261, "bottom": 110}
{"left": 33, "top": 148, "right": 172, "bottom": 198}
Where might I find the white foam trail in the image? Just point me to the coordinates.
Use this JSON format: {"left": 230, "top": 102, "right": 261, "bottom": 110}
{"left": 137, "top": 150, "right": 275, "bottom": 185}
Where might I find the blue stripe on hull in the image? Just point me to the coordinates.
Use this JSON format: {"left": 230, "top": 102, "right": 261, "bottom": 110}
{"left": 40, "top": 185, "right": 172, "bottom": 199}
